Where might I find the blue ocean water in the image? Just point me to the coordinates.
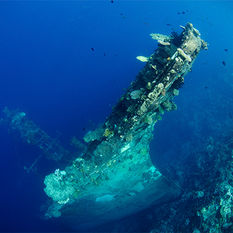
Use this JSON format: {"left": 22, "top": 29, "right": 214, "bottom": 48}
{"left": 0, "top": 0, "right": 233, "bottom": 232}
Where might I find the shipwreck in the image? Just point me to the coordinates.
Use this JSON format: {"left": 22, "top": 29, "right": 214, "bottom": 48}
{"left": 1, "top": 23, "right": 207, "bottom": 228}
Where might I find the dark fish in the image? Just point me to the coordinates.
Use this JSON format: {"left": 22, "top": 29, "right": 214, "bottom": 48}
{"left": 104, "top": 52, "right": 106, "bottom": 56}
{"left": 204, "top": 86, "right": 208, "bottom": 89}
{"left": 222, "top": 61, "right": 226, "bottom": 66}
{"left": 224, "top": 48, "right": 228, "bottom": 52}
{"left": 91, "top": 47, "right": 95, "bottom": 52}
{"left": 110, "top": 0, "right": 114, "bottom": 3}
{"left": 166, "top": 24, "right": 171, "bottom": 26}
{"left": 177, "top": 10, "right": 187, "bottom": 15}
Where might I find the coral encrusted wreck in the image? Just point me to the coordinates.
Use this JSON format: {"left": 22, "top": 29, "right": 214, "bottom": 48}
{"left": 42, "top": 23, "right": 207, "bottom": 228}
{"left": 0, "top": 23, "right": 207, "bottom": 229}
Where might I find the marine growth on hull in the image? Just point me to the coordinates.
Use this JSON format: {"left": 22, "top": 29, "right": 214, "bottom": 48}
{"left": 1, "top": 23, "right": 207, "bottom": 228}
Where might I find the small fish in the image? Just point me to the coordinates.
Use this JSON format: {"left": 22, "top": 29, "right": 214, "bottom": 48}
{"left": 222, "top": 61, "right": 226, "bottom": 66}
{"left": 110, "top": 0, "right": 114, "bottom": 3}
{"left": 136, "top": 56, "right": 149, "bottom": 62}
{"left": 91, "top": 47, "right": 95, "bottom": 52}
{"left": 166, "top": 24, "right": 171, "bottom": 26}
{"left": 104, "top": 52, "right": 106, "bottom": 56}
{"left": 204, "top": 86, "right": 208, "bottom": 89}
{"left": 224, "top": 48, "right": 228, "bottom": 52}
{"left": 177, "top": 11, "right": 187, "bottom": 15}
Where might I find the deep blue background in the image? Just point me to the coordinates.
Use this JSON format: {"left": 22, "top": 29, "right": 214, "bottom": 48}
{"left": 0, "top": 0, "right": 233, "bottom": 231}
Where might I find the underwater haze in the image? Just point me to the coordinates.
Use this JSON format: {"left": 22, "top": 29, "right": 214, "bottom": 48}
{"left": 0, "top": 0, "right": 233, "bottom": 232}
